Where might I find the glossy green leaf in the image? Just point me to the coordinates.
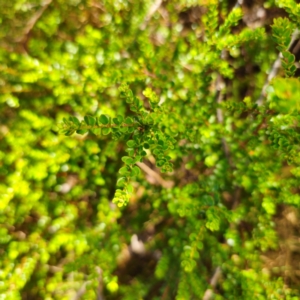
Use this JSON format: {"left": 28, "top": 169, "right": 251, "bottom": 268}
{"left": 125, "top": 117, "right": 134, "bottom": 125}
{"left": 119, "top": 166, "right": 129, "bottom": 175}
{"left": 76, "top": 129, "right": 88, "bottom": 135}
{"left": 84, "top": 116, "right": 96, "bottom": 126}
{"left": 122, "top": 156, "right": 134, "bottom": 165}
{"left": 117, "top": 177, "right": 127, "bottom": 187}
{"left": 99, "top": 114, "right": 109, "bottom": 125}
{"left": 70, "top": 116, "right": 80, "bottom": 126}
{"left": 127, "top": 140, "right": 136, "bottom": 147}
{"left": 131, "top": 166, "right": 140, "bottom": 176}
{"left": 102, "top": 127, "right": 111, "bottom": 135}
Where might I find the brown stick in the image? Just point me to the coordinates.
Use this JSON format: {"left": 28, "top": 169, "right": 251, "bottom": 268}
{"left": 202, "top": 267, "right": 222, "bottom": 300}
{"left": 136, "top": 162, "right": 173, "bottom": 188}
{"left": 140, "top": 0, "right": 163, "bottom": 30}
{"left": 16, "top": 0, "right": 53, "bottom": 43}
{"left": 256, "top": 29, "right": 300, "bottom": 106}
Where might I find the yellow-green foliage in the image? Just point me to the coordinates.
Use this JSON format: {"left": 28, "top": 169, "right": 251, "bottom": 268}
{"left": 0, "top": 0, "right": 300, "bottom": 299}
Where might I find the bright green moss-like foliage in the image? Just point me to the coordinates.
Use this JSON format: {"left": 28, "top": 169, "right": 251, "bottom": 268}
{"left": 1, "top": 0, "right": 300, "bottom": 299}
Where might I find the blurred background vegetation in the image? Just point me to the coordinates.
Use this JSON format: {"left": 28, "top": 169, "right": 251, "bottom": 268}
{"left": 1, "top": 0, "right": 300, "bottom": 299}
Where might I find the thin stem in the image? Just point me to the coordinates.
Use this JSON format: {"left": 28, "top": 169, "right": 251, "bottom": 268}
{"left": 256, "top": 29, "right": 300, "bottom": 106}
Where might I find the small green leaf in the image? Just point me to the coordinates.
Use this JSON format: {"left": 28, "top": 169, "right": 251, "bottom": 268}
{"left": 133, "top": 97, "right": 140, "bottom": 108}
{"left": 70, "top": 116, "right": 80, "bottom": 126}
{"left": 119, "top": 166, "right": 129, "bottom": 175}
{"left": 127, "top": 140, "right": 136, "bottom": 147}
{"left": 133, "top": 155, "right": 142, "bottom": 163}
{"left": 76, "top": 129, "right": 88, "bottom": 135}
{"left": 289, "top": 65, "right": 297, "bottom": 73}
{"left": 125, "top": 90, "right": 134, "bottom": 103}
{"left": 84, "top": 116, "right": 95, "bottom": 126}
{"left": 128, "top": 127, "right": 135, "bottom": 133}
{"left": 127, "top": 149, "right": 135, "bottom": 156}
{"left": 65, "top": 130, "right": 75, "bottom": 136}
{"left": 102, "top": 127, "right": 111, "bottom": 135}
{"left": 125, "top": 117, "right": 134, "bottom": 125}
{"left": 127, "top": 184, "right": 134, "bottom": 193}
{"left": 112, "top": 118, "right": 119, "bottom": 125}
{"left": 131, "top": 166, "right": 140, "bottom": 176}
{"left": 99, "top": 114, "right": 109, "bottom": 125}
{"left": 91, "top": 128, "right": 101, "bottom": 135}
{"left": 117, "top": 115, "right": 124, "bottom": 123}
{"left": 156, "top": 160, "right": 165, "bottom": 167}
{"left": 130, "top": 106, "right": 138, "bottom": 112}
{"left": 282, "top": 51, "right": 295, "bottom": 64}
{"left": 113, "top": 115, "right": 124, "bottom": 125}
{"left": 122, "top": 156, "right": 134, "bottom": 165}
{"left": 153, "top": 149, "right": 160, "bottom": 156}
{"left": 117, "top": 177, "right": 127, "bottom": 187}
{"left": 63, "top": 118, "right": 69, "bottom": 125}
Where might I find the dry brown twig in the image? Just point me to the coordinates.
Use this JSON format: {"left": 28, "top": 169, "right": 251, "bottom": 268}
{"left": 140, "top": 0, "right": 163, "bottom": 30}
{"left": 202, "top": 267, "right": 222, "bottom": 300}
{"left": 72, "top": 267, "right": 105, "bottom": 300}
{"left": 256, "top": 29, "right": 300, "bottom": 106}
{"left": 16, "top": 0, "right": 53, "bottom": 44}
{"left": 136, "top": 162, "right": 173, "bottom": 188}
{"left": 72, "top": 281, "right": 90, "bottom": 300}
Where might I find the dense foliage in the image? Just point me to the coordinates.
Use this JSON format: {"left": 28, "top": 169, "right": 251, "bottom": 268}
{"left": 1, "top": 0, "right": 300, "bottom": 299}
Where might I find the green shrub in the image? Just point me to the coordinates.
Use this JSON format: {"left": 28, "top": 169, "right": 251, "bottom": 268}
{"left": 0, "top": 0, "right": 300, "bottom": 299}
